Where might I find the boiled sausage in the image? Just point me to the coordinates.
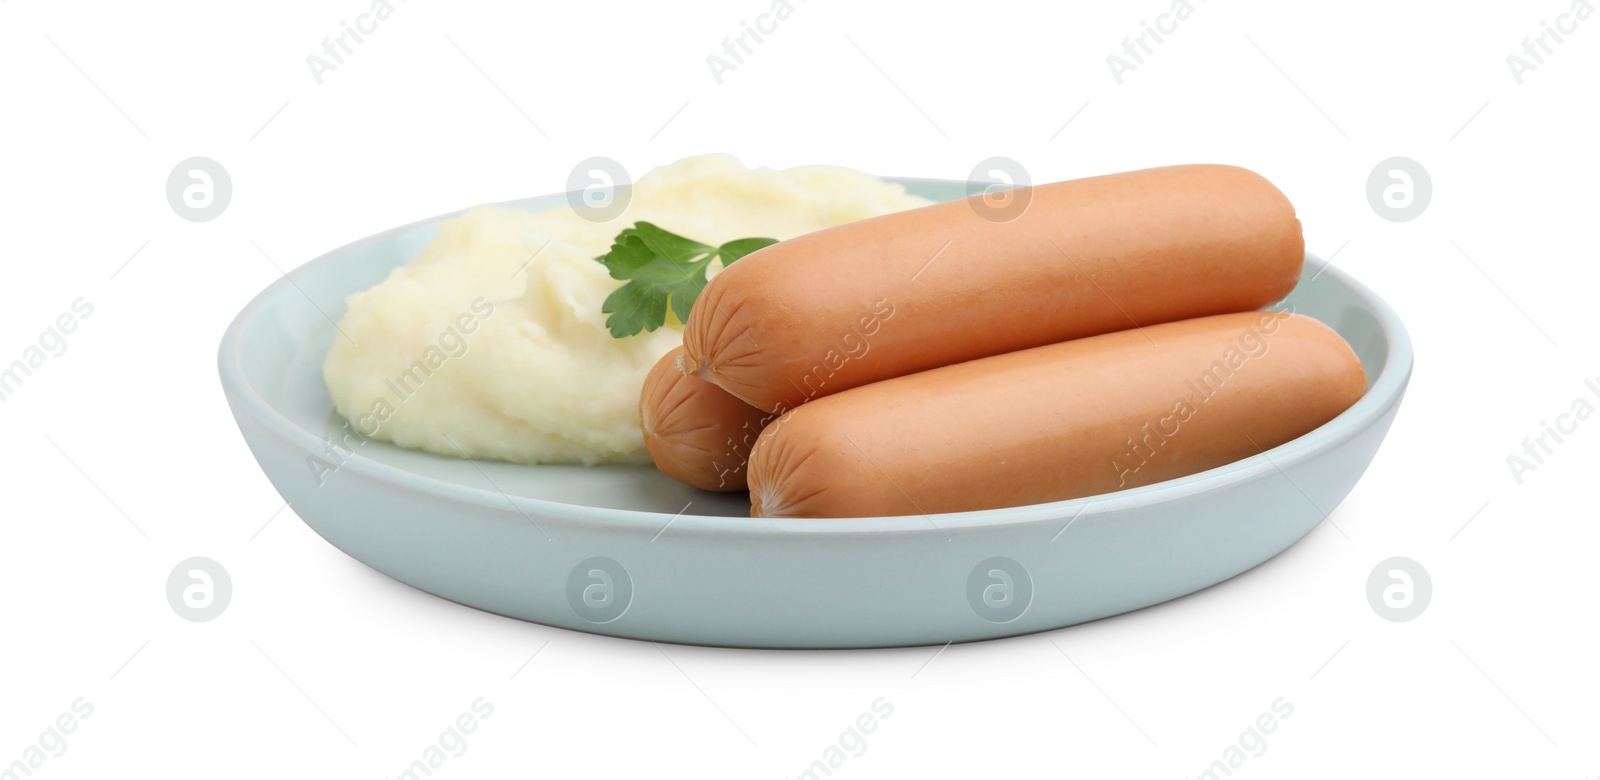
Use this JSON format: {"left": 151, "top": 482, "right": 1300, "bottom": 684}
{"left": 640, "top": 347, "right": 770, "bottom": 491}
{"left": 746, "top": 311, "right": 1364, "bottom": 517}
{"left": 682, "top": 165, "right": 1304, "bottom": 414}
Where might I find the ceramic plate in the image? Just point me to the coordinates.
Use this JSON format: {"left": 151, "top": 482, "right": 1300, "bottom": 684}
{"left": 218, "top": 178, "right": 1412, "bottom": 648}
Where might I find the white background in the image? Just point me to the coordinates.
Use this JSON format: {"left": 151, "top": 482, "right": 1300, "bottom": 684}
{"left": 2, "top": 0, "right": 1597, "bottom": 777}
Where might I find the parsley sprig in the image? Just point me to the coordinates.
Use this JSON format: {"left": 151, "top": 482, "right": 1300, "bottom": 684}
{"left": 595, "top": 222, "right": 777, "bottom": 338}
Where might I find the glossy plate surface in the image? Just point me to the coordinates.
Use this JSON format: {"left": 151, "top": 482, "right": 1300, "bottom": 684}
{"left": 218, "top": 178, "right": 1412, "bottom": 648}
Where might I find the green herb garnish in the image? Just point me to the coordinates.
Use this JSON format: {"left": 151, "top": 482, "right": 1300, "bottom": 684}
{"left": 595, "top": 221, "right": 777, "bottom": 338}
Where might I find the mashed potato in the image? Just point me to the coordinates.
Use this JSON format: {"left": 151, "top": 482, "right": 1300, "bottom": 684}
{"left": 323, "top": 154, "right": 930, "bottom": 465}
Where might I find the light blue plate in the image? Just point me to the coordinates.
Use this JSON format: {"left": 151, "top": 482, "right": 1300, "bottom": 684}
{"left": 218, "top": 179, "right": 1412, "bottom": 649}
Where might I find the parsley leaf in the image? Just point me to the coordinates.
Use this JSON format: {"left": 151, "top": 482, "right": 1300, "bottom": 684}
{"left": 595, "top": 222, "right": 777, "bottom": 338}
